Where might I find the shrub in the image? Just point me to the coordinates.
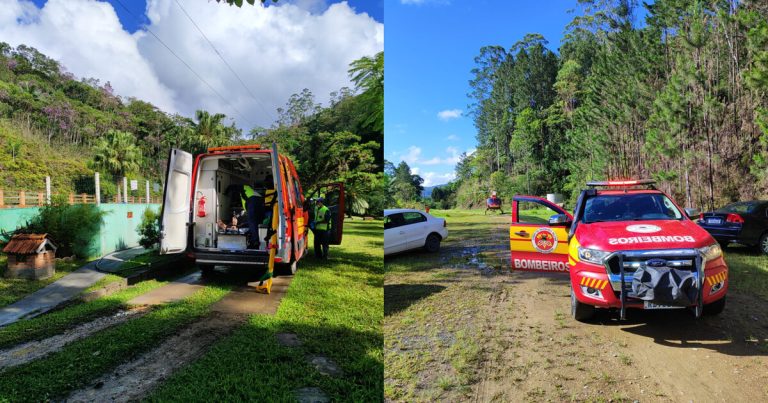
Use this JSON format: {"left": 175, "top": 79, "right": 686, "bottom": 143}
{"left": 137, "top": 207, "right": 160, "bottom": 250}
{"left": 23, "top": 196, "right": 106, "bottom": 258}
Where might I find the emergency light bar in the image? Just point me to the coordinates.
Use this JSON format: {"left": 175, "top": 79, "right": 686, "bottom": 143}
{"left": 586, "top": 179, "right": 656, "bottom": 188}
{"left": 207, "top": 144, "right": 262, "bottom": 153}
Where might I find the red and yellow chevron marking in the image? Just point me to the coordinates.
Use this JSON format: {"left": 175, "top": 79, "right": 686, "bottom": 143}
{"left": 706, "top": 271, "right": 728, "bottom": 287}
{"left": 579, "top": 277, "right": 608, "bottom": 289}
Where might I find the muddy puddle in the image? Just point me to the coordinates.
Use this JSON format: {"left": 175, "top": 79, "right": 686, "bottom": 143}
{"left": 0, "top": 307, "right": 150, "bottom": 371}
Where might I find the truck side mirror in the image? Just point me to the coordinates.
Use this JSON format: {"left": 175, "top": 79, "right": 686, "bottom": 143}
{"left": 549, "top": 214, "right": 572, "bottom": 227}
{"left": 684, "top": 208, "right": 700, "bottom": 219}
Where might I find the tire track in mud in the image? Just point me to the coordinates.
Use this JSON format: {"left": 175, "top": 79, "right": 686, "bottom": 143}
{"left": 468, "top": 217, "right": 768, "bottom": 402}
{"left": 0, "top": 307, "right": 150, "bottom": 371}
{"left": 66, "top": 312, "right": 247, "bottom": 403}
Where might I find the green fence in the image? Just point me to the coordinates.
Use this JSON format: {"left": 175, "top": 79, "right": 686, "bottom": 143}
{"left": 0, "top": 203, "right": 161, "bottom": 258}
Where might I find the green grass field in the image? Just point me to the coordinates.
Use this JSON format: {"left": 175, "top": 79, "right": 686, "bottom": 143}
{"left": 148, "top": 219, "right": 384, "bottom": 401}
{"left": 0, "top": 219, "right": 383, "bottom": 401}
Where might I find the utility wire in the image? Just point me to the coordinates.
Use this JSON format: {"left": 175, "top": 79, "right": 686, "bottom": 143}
{"left": 173, "top": 0, "right": 276, "bottom": 124}
{"left": 112, "top": 0, "right": 255, "bottom": 129}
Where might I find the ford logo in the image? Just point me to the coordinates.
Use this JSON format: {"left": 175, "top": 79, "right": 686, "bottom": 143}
{"left": 646, "top": 258, "right": 667, "bottom": 267}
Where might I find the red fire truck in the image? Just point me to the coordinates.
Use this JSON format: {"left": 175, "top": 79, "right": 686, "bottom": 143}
{"left": 510, "top": 180, "right": 728, "bottom": 321}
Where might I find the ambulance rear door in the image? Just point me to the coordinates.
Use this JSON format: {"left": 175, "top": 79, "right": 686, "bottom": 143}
{"left": 510, "top": 195, "right": 572, "bottom": 273}
{"left": 160, "top": 148, "right": 193, "bottom": 255}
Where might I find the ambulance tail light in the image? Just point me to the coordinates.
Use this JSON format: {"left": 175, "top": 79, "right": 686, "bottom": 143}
{"left": 699, "top": 213, "right": 704, "bottom": 221}
{"left": 726, "top": 213, "right": 744, "bottom": 224}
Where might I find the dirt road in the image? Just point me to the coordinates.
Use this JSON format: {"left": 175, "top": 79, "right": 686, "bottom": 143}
{"left": 384, "top": 211, "right": 768, "bottom": 402}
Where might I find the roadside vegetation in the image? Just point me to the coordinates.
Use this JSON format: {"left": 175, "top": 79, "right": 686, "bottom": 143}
{"left": 0, "top": 43, "right": 383, "bottom": 216}
{"left": 388, "top": 1, "right": 768, "bottom": 214}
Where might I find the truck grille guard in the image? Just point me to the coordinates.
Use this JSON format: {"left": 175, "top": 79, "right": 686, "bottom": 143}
{"left": 601, "top": 249, "right": 705, "bottom": 320}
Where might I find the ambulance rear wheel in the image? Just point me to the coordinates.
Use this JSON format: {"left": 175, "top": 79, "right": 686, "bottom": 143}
{"left": 199, "top": 264, "right": 215, "bottom": 278}
{"left": 704, "top": 296, "right": 726, "bottom": 316}
{"left": 276, "top": 260, "right": 298, "bottom": 276}
{"left": 571, "top": 288, "right": 595, "bottom": 322}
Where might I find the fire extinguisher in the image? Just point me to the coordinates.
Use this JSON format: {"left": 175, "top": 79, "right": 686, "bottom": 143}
{"left": 197, "top": 192, "right": 206, "bottom": 217}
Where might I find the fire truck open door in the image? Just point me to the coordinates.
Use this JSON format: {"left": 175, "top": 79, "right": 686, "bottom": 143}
{"left": 510, "top": 196, "right": 572, "bottom": 273}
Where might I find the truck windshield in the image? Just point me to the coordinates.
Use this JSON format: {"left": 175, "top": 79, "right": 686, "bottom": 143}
{"left": 583, "top": 193, "right": 683, "bottom": 223}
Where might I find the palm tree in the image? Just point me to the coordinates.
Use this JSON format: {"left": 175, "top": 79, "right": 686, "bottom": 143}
{"left": 193, "top": 110, "right": 227, "bottom": 149}
{"left": 348, "top": 52, "right": 383, "bottom": 132}
{"left": 92, "top": 129, "right": 141, "bottom": 178}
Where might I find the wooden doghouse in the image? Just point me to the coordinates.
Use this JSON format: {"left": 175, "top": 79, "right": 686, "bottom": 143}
{"left": 2, "top": 234, "right": 58, "bottom": 280}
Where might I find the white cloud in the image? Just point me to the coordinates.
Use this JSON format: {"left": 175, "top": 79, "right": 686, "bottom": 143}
{"left": 0, "top": 0, "right": 176, "bottom": 112}
{"left": 437, "top": 108, "right": 462, "bottom": 120}
{"left": 2, "top": 0, "right": 383, "bottom": 131}
{"left": 446, "top": 134, "right": 459, "bottom": 141}
{"left": 141, "top": 0, "right": 383, "bottom": 129}
{"left": 399, "top": 146, "right": 422, "bottom": 164}
{"left": 420, "top": 171, "right": 456, "bottom": 187}
{"left": 467, "top": 148, "right": 477, "bottom": 156}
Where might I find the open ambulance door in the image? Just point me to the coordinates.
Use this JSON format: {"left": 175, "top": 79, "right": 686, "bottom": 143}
{"left": 315, "top": 183, "right": 346, "bottom": 245}
{"left": 510, "top": 196, "right": 572, "bottom": 273}
{"left": 159, "top": 148, "right": 193, "bottom": 255}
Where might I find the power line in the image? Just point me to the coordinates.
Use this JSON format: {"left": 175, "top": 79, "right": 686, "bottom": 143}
{"left": 112, "top": 0, "right": 255, "bottom": 129}
{"left": 173, "top": 0, "right": 276, "bottom": 124}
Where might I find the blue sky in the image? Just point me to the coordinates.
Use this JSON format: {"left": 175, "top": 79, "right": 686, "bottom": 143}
{"left": 29, "top": 0, "right": 383, "bottom": 30}
{"left": 385, "top": 0, "right": 581, "bottom": 187}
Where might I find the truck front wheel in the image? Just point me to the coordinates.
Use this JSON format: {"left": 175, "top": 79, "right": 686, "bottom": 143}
{"left": 571, "top": 288, "right": 595, "bottom": 321}
{"left": 704, "top": 296, "right": 726, "bottom": 316}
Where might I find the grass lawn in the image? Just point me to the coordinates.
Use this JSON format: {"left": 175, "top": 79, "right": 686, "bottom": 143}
{"left": 0, "top": 255, "right": 86, "bottom": 309}
{"left": 0, "top": 278, "right": 167, "bottom": 349}
{"left": 0, "top": 285, "right": 231, "bottom": 401}
{"left": 723, "top": 245, "right": 768, "bottom": 299}
{"left": 148, "top": 219, "right": 384, "bottom": 401}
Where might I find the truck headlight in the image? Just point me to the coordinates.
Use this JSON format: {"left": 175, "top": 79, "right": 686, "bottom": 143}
{"left": 577, "top": 247, "right": 609, "bottom": 265}
{"left": 699, "top": 243, "right": 722, "bottom": 261}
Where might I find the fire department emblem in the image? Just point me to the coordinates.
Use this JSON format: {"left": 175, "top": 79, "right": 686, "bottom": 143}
{"left": 626, "top": 224, "right": 661, "bottom": 233}
{"left": 532, "top": 228, "right": 558, "bottom": 254}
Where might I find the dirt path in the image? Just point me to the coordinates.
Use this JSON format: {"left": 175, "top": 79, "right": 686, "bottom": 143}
{"left": 66, "top": 312, "right": 247, "bottom": 402}
{"left": 385, "top": 212, "right": 768, "bottom": 402}
{"left": 0, "top": 307, "right": 150, "bottom": 371}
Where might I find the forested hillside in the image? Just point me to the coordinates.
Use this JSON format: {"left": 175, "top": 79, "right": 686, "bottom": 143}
{"left": 0, "top": 43, "right": 383, "bottom": 214}
{"left": 434, "top": 0, "right": 768, "bottom": 211}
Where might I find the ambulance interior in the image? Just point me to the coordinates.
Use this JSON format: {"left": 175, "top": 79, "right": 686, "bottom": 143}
{"left": 192, "top": 154, "right": 275, "bottom": 252}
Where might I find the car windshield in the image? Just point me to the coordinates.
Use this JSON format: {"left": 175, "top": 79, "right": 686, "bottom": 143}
{"left": 583, "top": 193, "right": 683, "bottom": 223}
{"left": 716, "top": 201, "right": 758, "bottom": 214}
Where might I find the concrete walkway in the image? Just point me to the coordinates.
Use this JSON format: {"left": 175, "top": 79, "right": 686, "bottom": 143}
{"left": 0, "top": 263, "right": 106, "bottom": 327}
{"left": 96, "top": 246, "right": 148, "bottom": 273}
{"left": 0, "top": 247, "right": 147, "bottom": 327}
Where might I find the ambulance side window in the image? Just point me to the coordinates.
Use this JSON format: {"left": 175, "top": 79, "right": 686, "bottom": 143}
{"left": 518, "top": 201, "right": 558, "bottom": 225}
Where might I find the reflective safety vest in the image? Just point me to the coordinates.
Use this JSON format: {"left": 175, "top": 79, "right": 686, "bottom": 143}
{"left": 241, "top": 185, "right": 256, "bottom": 210}
{"left": 314, "top": 205, "right": 330, "bottom": 231}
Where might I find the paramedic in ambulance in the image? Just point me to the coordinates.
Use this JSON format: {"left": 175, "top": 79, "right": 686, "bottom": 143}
{"left": 241, "top": 183, "right": 265, "bottom": 249}
{"left": 313, "top": 197, "right": 332, "bottom": 259}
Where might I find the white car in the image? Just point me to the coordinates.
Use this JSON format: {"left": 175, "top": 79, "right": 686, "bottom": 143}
{"left": 384, "top": 209, "right": 448, "bottom": 256}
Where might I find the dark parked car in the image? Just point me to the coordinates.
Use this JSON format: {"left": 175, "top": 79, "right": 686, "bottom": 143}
{"left": 698, "top": 201, "right": 768, "bottom": 254}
